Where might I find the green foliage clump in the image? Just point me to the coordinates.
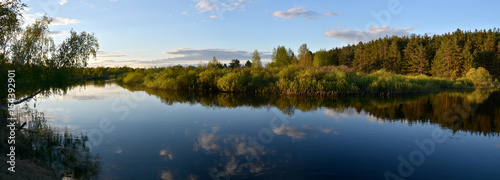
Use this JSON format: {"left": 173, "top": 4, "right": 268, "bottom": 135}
{"left": 121, "top": 70, "right": 145, "bottom": 84}
{"left": 465, "top": 67, "right": 493, "bottom": 87}
{"left": 217, "top": 72, "right": 245, "bottom": 92}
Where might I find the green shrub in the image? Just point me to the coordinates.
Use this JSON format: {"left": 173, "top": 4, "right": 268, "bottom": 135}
{"left": 217, "top": 73, "right": 245, "bottom": 92}
{"left": 122, "top": 71, "right": 144, "bottom": 84}
{"left": 465, "top": 67, "right": 493, "bottom": 87}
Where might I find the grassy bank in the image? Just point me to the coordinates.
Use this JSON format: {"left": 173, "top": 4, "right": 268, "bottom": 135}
{"left": 117, "top": 65, "right": 480, "bottom": 95}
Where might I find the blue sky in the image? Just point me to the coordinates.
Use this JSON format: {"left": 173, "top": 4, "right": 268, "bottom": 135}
{"left": 22, "top": 0, "right": 500, "bottom": 67}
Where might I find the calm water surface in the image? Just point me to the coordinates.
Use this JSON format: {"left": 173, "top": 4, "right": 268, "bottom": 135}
{"left": 29, "top": 81, "right": 500, "bottom": 179}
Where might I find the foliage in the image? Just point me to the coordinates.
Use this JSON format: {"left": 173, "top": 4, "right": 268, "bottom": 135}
{"left": 297, "top": 43, "right": 313, "bottom": 67}
{"left": 251, "top": 50, "right": 262, "bottom": 68}
{"left": 0, "top": 1, "right": 99, "bottom": 89}
{"left": 312, "top": 49, "right": 331, "bottom": 67}
{"left": 50, "top": 30, "right": 99, "bottom": 69}
{"left": 270, "top": 46, "right": 295, "bottom": 67}
{"left": 217, "top": 72, "right": 245, "bottom": 91}
{"left": 432, "top": 38, "right": 462, "bottom": 79}
{"left": 208, "top": 56, "right": 223, "bottom": 68}
{"left": 228, "top": 59, "right": 241, "bottom": 68}
{"left": 118, "top": 63, "right": 475, "bottom": 95}
{"left": 465, "top": 67, "right": 493, "bottom": 87}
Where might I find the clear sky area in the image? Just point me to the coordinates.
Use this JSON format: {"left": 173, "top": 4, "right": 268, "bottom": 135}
{"left": 23, "top": 0, "right": 500, "bottom": 67}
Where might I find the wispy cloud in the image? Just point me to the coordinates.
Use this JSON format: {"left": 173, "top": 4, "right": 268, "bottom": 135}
{"left": 23, "top": 13, "right": 79, "bottom": 26}
{"left": 182, "top": 11, "right": 189, "bottom": 16}
{"left": 209, "top": 15, "right": 219, "bottom": 18}
{"left": 324, "top": 108, "right": 360, "bottom": 122}
{"left": 325, "top": 25, "right": 415, "bottom": 43}
{"left": 88, "top": 59, "right": 142, "bottom": 67}
{"left": 58, "top": 0, "right": 68, "bottom": 5}
{"left": 97, "top": 51, "right": 129, "bottom": 58}
{"left": 194, "top": 0, "right": 252, "bottom": 19}
{"left": 273, "top": 6, "right": 337, "bottom": 20}
{"left": 51, "top": 16, "right": 80, "bottom": 26}
{"left": 273, "top": 124, "right": 338, "bottom": 140}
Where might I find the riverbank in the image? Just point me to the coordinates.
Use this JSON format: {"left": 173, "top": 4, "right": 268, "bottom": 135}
{"left": 117, "top": 65, "right": 479, "bottom": 95}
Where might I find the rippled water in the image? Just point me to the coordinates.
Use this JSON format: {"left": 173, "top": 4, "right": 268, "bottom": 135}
{"left": 28, "top": 81, "right": 500, "bottom": 179}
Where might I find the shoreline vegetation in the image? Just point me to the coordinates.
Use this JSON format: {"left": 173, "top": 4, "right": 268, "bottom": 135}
{"left": 117, "top": 65, "right": 480, "bottom": 95}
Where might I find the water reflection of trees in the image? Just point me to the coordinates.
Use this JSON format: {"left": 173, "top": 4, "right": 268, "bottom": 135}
{"left": 0, "top": 106, "right": 101, "bottom": 179}
{"left": 121, "top": 83, "right": 500, "bottom": 136}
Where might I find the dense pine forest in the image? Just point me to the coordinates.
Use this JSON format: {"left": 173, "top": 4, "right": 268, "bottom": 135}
{"left": 271, "top": 28, "right": 500, "bottom": 80}
{"left": 342, "top": 28, "right": 500, "bottom": 79}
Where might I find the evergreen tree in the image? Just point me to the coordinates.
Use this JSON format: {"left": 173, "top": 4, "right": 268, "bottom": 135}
{"left": 432, "top": 38, "right": 461, "bottom": 79}
{"left": 461, "top": 41, "right": 474, "bottom": 73}
{"left": 406, "top": 42, "right": 429, "bottom": 75}
{"left": 353, "top": 42, "right": 368, "bottom": 72}
{"left": 387, "top": 39, "right": 403, "bottom": 73}
{"left": 208, "top": 56, "right": 222, "bottom": 68}
{"left": 244, "top": 60, "right": 252, "bottom": 68}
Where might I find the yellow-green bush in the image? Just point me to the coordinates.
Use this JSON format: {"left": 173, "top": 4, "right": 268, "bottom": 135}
{"left": 122, "top": 71, "right": 144, "bottom": 84}
{"left": 465, "top": 67, "right": 493, "bottom": 87}
{"left": 217, "top": 73, "right": 245, "bottom": 92}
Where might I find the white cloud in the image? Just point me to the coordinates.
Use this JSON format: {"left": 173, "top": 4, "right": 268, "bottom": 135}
{"left": 366, "top": 114, "right": 385, "bottom": 124}
{"left": 272, "top": 125, "right": 307, "bottom": 140}
{"left": 195, "top": 132, "right": 221, "bottom": 152}
{"left": 182, "top": 11, "right": 189, "bottom": 16}
{"left": 272, "top": 124, "right": 338, "bottom": 140}
{"left": 58, "top": 0, "right": 68, "bottom": 5}
{"left": 159, "top": 148, "right": 174, "bottom": 161}
{"left": 325, "top": 25, "right": 415, "bottom": 43}
{"left": 209, "top": 15, "right": 219, "bottom": 18}
{"left": 97, "top": 50, "right": 129, "bottom": 58}
{"left": 194, "top": 0, "right": 248, "bottom": 12}
{"left": 272, "top": 6, "right": 337, "bottom": 20}
{"left": 194, "top": 0, "right": 252, "bottom": 19}
{"left": 51, "top": 16, "right": 80, "bottom": 26}
{"left": 324, "top": 108, "right": 360, "bottom": 122}
{"left": 137, "top": 48, "right": 271, "bottom": 66}
{"left": 23, "top": 13, "right": 79, "bottom": 26}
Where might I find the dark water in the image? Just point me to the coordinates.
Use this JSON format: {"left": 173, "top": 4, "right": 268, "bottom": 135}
{"left": 22, "top": 81, "right": 500, "bottom": 179}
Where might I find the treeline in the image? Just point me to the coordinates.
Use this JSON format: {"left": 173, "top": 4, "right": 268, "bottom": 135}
{"left": 286, "top": 28, "right": 500, "bottom": 80}
{"left": 72, "top": 66, "right": 134, "bottom": 79}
